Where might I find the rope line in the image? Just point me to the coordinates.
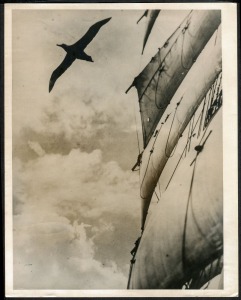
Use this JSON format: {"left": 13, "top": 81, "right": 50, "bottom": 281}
{"left": 139, "top": 124, "right": 163, "bottom": 199}
{"left": 165, "top": 142, "right": 188, "bottom": 191}
{"left": 165, "top": 97, "right": 206, "bottom": 190}
{"left": 182, "top": 155, "right": 197, "bottom": 272}
{"left": 182, "top": 131, "right": 212, "bottom": 269}
{"left": 154, "top": 65, "right": 167, "bottom": 109}
{"left": 198, "top": 96, "right": 207, "bottom": 138}
{"left": 154, "top": 189, "right": 160, "bottom": 203}
{"left": 137, "top": 11, "right": 193, "bottom": 102}
{"left": 188, "top": 113, "right": 195, "bottom": 152}
{"left": 190, "top": 130, "right": 212, "bottom": 167}
{"left": 185, "top": 119, "right": 192, "bottom": 157}
{"left": 165, "top": 100, "right": 182, "bottom": 158}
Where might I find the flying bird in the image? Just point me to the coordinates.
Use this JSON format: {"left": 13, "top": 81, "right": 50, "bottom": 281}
{"left": 49, "top": 17, "right": 111, "bottom": 92}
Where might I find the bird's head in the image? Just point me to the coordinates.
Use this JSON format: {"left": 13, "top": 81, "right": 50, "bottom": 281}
{"left": 57, "top": 43, "right": 68, "bottom": 52}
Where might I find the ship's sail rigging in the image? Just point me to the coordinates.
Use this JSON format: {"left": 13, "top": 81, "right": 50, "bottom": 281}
{"left": 127, "top": 9, "right": 223, "bottom": 289}
{"left": 129, "top": 102, "right": 223, "bottom": 288}
{"left": 139, "top": 26, "right": 222, "bottom": 229}
{"left": 127, "top": 10, "right": 221, "bottom": 148}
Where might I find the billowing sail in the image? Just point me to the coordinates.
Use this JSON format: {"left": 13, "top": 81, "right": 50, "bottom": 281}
{"left": 139, "top": 26, "right": 222, "bottom": 229}
{"left": 140, "top": 10, "right": 160, "bottom": 54}
{"left": 129, "top": 104, "right": 223, "bottom": 288}
{"left": 127, "top": 10, "right": 221, "bottom": 148}
{"left": 127, "top": 7, "right": 224, "bottom": 290}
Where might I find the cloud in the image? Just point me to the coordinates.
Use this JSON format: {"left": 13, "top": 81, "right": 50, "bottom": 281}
{"left": 13, "top": 87, "right": 139, "bottom": 170}
{"left": 13, "top": 219, "right": 127, "bottom": 289}
{"left": 27, "top": 141, "right": 46, "bottom": 157}
{"left": 13, "top": 148, "right": 140, "bottom": 289}
{"left": 11, "top": 9, "right": 190, "bottom": 290}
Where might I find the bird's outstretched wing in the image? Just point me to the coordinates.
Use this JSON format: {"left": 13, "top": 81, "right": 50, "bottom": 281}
{"left": 49, "top": 54, "right": 75, "bottom": 92}
{"left": 73, "top": 17, "right": 111, "bottom": 50}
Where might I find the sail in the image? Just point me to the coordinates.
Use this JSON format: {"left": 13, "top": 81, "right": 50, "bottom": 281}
{"left": 139, "top": 26, "right": 222, "bottom": 229}
{"left": 141, "top": 10, "right": 160, "bottom": 54}
{"left": 129, "top": 101, "right": 223, "bottom": 289}
{"left": 128, "top": 10, "right": 221, "bottom": 148}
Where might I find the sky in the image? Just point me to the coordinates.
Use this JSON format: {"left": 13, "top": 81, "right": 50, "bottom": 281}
{"left": 12, "top": 9, "right": 190, "bottom": 289}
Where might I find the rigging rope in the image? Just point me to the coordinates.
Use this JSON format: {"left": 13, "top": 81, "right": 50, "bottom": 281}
{"left": 140, "top": 104, "right": 174, "bottom": 199}
{"left": 198, "top": 96, "right": 207, "bottom": 138}
{"left": 165, "top": 142, "right": 188, "bottom": 191}
{"left": 154, "top": 189, "right": 160, "bottom": 203}
{"left": 185, "top": 119, "right": 192, "bottom": 157}
{"left": 188, "top": 113, "right": 195, "bottom": 152}
{"left": 182, "top": 131, "right": 218, "bottom": 275}
{"left": 165, "top": 99, "right": 182, "bottom": 158}
{"left": 165, "top": 96, "right": 207, "bottom": 190}
{"left": 190, "top": 129, "right": 212, "bottom": 166}
{"left": 154, "top": 65, "right": 166, "bottom": 109}
{"left": 203, "top": 73, "right": 221, "bottom": 129}
{"left": 136, "top": 11, "right": 193, "bottom": 102}
{"left": 182, "top": 152, "right": 197, "bottom": 272}
{"left": 139, "top": 122, "right": 164, "bottom": 199}
{"left": 182, "top": 128, "right": 212, "bottom": 270}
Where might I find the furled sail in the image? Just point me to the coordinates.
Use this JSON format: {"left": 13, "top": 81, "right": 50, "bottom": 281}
{"left": 127, "top": 10, "right": 221, "bottom": 148}
{"left": 139, "top": 26, "right": 222, "bottom": 229}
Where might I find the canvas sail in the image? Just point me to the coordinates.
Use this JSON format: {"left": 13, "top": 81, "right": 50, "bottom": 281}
{"left": 139, "top": 26, "right": 222, "bottom": 229}
{"left": 127, "top": 10, "right": 221, "bottom": 148}
{"left": 140, "top": 10, "right": 160, "bottom": 54}
{"left": 129, "top": 96, "right": 223, "bottom": 289}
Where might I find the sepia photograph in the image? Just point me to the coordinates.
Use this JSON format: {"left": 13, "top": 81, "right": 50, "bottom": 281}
{"left": 4, "top": 3, "right": 238, "bottom": 297}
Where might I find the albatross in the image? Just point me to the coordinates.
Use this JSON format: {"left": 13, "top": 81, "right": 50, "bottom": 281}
{"left": 49, "top": 17, "right": 111, "bottom": 92}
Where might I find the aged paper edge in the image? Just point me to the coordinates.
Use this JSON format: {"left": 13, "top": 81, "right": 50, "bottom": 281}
{"left": 4, "top": 2, "right": 238, "bottom": 298}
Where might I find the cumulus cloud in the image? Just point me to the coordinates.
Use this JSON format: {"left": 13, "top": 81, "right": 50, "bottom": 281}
{"left": 14, "top": 149, "right": 139, "bottom": 213}
{"left": 11, "top": 9, "right": 189, "bottom": 291}
{"left": 14, "top": 219, "right": 127, "bottom": 289}
{"left": 13, "top": 148, "right": 140, "bottom": 289}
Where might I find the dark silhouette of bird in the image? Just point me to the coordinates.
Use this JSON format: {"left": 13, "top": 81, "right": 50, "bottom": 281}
{"left": 49, "top": 17, "right": 111, "bottom": 92}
